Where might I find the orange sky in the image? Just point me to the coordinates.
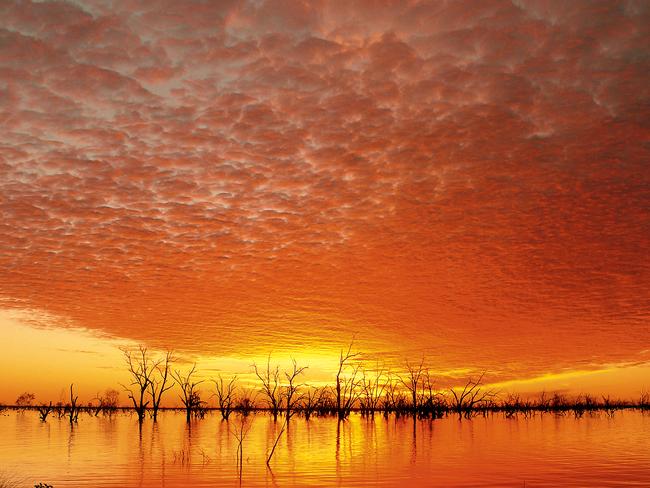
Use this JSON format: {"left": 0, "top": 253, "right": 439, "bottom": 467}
{"left": 0, "top": 0, "right": 648, "bottom": 404}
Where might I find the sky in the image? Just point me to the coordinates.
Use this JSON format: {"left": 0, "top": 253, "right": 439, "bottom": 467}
{"left": 0, "top": 0, "right": 649, "bottom": 403}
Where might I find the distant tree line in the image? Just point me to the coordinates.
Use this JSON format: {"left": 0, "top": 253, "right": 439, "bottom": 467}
{"left": 5, "top": 342, "right": 650, "bottom": 423}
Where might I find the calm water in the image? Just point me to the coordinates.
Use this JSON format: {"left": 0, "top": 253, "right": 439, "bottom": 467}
{"left": 1, "top": 410, "right": 649, "bottom": 487}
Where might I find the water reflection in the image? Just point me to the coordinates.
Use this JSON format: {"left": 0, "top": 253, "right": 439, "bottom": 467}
{"left": 1, "top": 410, "right": 649, "bottom": 487}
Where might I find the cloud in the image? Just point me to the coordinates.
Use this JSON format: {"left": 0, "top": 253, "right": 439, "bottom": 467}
{"left": 0, "top": 0, "right": 648, "bottom": 381}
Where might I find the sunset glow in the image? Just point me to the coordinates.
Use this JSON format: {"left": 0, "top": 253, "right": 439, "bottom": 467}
{"left": 1, "top": 0, "right": 648, "bottom": 405}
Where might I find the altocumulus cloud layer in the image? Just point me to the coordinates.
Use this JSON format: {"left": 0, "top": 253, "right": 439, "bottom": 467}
{"left": 0, "top": 0, "right": 648, "bottom": 380}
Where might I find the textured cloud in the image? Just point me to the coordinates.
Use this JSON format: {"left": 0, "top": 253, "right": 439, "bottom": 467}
{"left": 0, "top": 0, "right": 648, "bottom": 382}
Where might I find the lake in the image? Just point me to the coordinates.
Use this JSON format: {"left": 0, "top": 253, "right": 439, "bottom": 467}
{"left": 1, "top": 409, "right": 649, "bottom": 487}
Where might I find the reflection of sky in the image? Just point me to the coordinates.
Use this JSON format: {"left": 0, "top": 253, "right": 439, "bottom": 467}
{"left": 0, "top": 1, "right": 648, "bottom": 395}
{"left": 2, "top": 408, "right": 650, "bottom": 486}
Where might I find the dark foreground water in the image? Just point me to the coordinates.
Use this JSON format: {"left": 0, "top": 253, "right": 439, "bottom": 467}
{"left": 1, "top": 409, "right": 649, "bottom": 487}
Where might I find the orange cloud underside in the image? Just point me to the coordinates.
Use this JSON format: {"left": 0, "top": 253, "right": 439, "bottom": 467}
{"left": 0, "top": 1, "right": 648, "bottom": 395}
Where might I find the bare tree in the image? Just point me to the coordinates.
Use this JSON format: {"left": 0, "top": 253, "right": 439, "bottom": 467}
{"left": 420, "top": 369, "right": 445, "bottom": 418}
{"left": 149, "top": 350, "right": 175, "bottom": 421}
{"left": 172, "top": 363, "right": 204, "bottom": 423}
{"left": 253, "top": 354, "right": 283, "bottom": 420}
{"left": 448, "top": 372, "right": 496, "bottom": 419}
{"left": 37, "top": 402, "right": 53, "bottom": 421}
{"left": 66, "top": 384, "right": 80, "bottom": 424}
{"left": 400, "top": 358, "right": 425, "bottom": 412}
{"left": 335, "top": 342, "right": 362, "bottom": 420}
{"left": 283, "top": 358, "right": 307, "bottom": 420}
{"left": 236, "top": 388, "right": 257, "bottom": 416}
{"left": 300, "top": 386, "right": 324, "bottom": 420}
{"left": 360, "top": 363, "right": 387, "bottom": 415}
{"left": 120, "top": 345, "right": 156, "bottom": 422}
{"left": 214, "top": 374, "right": 238, "bottom": 420}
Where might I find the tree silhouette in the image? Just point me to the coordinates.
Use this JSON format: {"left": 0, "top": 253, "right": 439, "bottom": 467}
{"left": 120, "top": 345, "right": 156, "bottom": 422}
{"left": 172, "top": 363, "right": 204, "bottom": 423}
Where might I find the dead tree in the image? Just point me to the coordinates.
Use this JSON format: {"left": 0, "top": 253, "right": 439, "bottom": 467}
{"left": 120, "top": 345, "right": 156, "bottom": 422}
{"left": 300, "top": 386, "right": 324, "bottom": 420}
{"left": 283, "top": 358, "right": 307, "bottom": 420}
{"left": 335, "top": 342, "right": 362, "bottom": 420}
{"left": 360, "top": 363, "right": 387, "bottom": 415}
{"left": 37, "top": 402, "right": 54, "bottom": 421}
{"left": 449, "top": 372, "right": 495, "bottom": 419}
{"left": 149, "top": 350, "right": 175, "bottom": 421}
{"left": 420, "top": 369, "right": 445, "bottom": 418}
{"left": 66, "top": 384, "right": 79, "bottom": 424}
{"left": 172, "top": 363, "right": 204, "bottom": 423}
{"left": 400, "top": 358, "right": 425, "bottom": 413}
{"left": 214, "top": 374, "right": 238, "bottom": 420}
{"left": 253, "top": 354, "right": 283, "bottom": 420}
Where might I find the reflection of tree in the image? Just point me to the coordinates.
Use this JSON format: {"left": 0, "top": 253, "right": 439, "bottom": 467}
{"left": 230, "top": 415, "right": 252, "bottom": 483}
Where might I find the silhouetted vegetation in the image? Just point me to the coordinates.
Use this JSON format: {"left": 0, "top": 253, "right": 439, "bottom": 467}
{"left": 300, "top": 386, "right": 325, "bottom": 420}
{"left": 149, "top": 350, "right": 175, "bottom": 421}
{"left": 448, "top": 373, "right": 497, "bottom": 419}
{"left": 283, "top": 358, "right": 307, "bottom": 420}
{"left": 172, "top": 363, "right": 205, "bottom": 422}
{"left": 120, "top": 346, "right": 155, "bottom": 422}
{"left": 66, "top": 384, "right": 79, "bottom": 424}
{"left": 214, "top": 374, "right": 238, "bottom": 420}
{"left": 335, "top": 342, "right": 362, "bottom": 420}
{"left": 93, "top": 388, "right": 120, "bottom": 416}
{"left": 37, "top": 402, "right": 54, "bottom": 421}
{"left": 359, "top": 364, "right": 386, "bottom": 416}
{"left": 9, "top": 344, "right": 650, "bottom": 425}
{"left": 253, "top": 355, "right": 283, "bottom": 421}
{"left": 640, "top": 391, "right": 650, "bottom": 410}
{"left": 15, "top": 392, "right": 35, "bottom": 407}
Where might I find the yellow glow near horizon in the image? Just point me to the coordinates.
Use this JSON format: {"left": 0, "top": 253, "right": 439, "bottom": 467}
{"left": 1, "top": 308, "right": 649, "bottom": 406}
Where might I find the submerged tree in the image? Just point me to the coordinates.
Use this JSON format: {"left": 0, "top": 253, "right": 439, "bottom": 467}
{"left": 214, "top": 374, "right": 238, "bottom": 420}
{"left": 37, "top": 402, "right": 54, "bottom": 421}
{"left": 283, "top": 358, "right": 307, "bottom": 420}
{"left": 253, "top": 355, "right": 283, "bottom": 420}
{"left": 120, "top": 345, "right": 156, "bottom": 422}
{"left": 335, "top": 342, "right": 362, "bottom": 420}
{"left": 360, "top": 363, "right": 387, "bottom": 415}
{"left": 66, "top": 384, "right": 80, "bottom": 424}
{"left": 449, "top": 372, "right": 496, "bottom": 419}
{"left": 149, "top": 350, "right": 175, "bottom": 421}
{"left": 300, "top": 386, "right": 325, "bottom": 420}
{"left": 400, "top": 358, "right": 425, "bottom": 413}
{"left": 172, "top": 363, "right": 204, "bottom": 423}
